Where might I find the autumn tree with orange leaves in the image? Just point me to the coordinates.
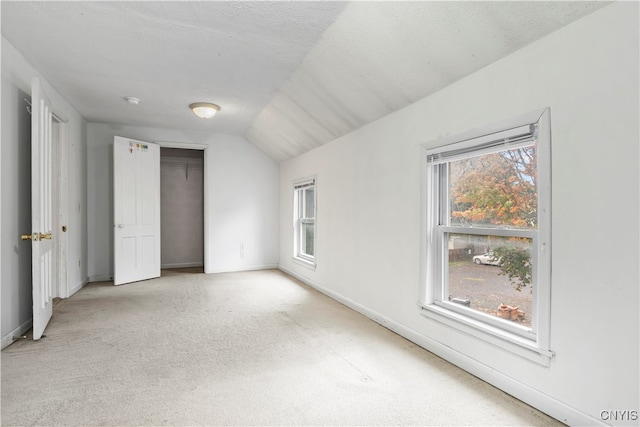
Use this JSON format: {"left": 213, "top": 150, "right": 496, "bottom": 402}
{"left": 450, "top": 146, "right": 537, "bottom": 291}
{"left": 450, "top": 146, "right": 537, "bottom": 228}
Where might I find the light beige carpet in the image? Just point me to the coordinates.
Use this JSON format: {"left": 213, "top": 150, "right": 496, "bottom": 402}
{"left": 1, "top": 269, "right": 562, "bottom": 426}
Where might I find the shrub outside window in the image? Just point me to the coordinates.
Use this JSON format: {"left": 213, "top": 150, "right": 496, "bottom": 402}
{"left": 420, "top": 109, "right": 552, "bottom": 363}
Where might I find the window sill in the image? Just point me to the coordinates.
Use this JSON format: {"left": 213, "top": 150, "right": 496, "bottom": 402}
{"left": 293, "top": 256, "right": 316, "bottom": 271}
{"left": 420, "top": 303, "right": 554, "bottom": 366}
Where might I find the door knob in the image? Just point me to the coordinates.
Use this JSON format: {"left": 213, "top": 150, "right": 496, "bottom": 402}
{"left": 118, "top": 224, "right": 125, "bottom": 229}
{"left": 21, "top": 232, "right": 51, "bottom": 241}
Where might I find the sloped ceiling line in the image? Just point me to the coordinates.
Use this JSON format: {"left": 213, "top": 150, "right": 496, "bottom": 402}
{"left": 245, "top": 1, "right": 609, "bottom": 162}
{"left": 1, "top": 1, "right": 608, "bottom": 163}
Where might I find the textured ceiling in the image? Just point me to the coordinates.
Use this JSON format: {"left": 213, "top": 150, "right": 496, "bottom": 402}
{"left": 1, "top": 1, "right": 347, "bottom": 135}
{"left": 2, "top": 1, "right": 607, "bottom": 162}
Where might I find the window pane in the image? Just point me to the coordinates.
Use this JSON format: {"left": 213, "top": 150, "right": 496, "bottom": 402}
{"left": 304, "top": 188, "right": 315, "bottom": 219}
{"left": 297, "top": 189, "right": 304, "bottom": 218}
{"left": 447, "top": 233, "right": 532, "bottom": 327}
{"left": 303, "top": 223, "right": 314, "bottom": 256}
{"left": 448, "top": 145, "right": 537, "bottom": 229}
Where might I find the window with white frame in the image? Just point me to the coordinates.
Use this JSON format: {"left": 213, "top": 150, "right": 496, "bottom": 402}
{"left": 293, "top": 177, "right": 316, "bottom": 267}
{"left": 420, "top": 109, "right": 552, "bottom": 363}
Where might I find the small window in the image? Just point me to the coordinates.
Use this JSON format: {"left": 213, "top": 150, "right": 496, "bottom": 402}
{"left": 293, "top": 177, "right": 316, "bottom": 268}
{"left": 420, "top": 109, "right": 552, "bottom": 363}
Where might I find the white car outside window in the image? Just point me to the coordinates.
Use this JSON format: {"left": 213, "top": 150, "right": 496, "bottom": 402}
{"left": 472, "top": 252, "right": 501, "bottom": 266}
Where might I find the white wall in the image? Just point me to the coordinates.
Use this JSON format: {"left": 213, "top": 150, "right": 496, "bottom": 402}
{"left": 1, "top": 37, "right": 88, "bottom": 347}
{"left": 279, "top": 3, "right": 639, "bottom": 425}
{"left": 87, "top": 123, "right": 279, "bottom": 279}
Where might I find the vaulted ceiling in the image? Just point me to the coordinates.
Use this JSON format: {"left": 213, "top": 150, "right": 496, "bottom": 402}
{"left": 2, "top": 1, "right": 607, "bottom": 162}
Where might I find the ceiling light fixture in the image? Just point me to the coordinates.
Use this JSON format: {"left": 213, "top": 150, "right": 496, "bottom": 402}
{"left": 190, "top": 102, "right": 220, "bottom": 119}
{"left": 124, "top": 96, "right": 141, "bottom": 105}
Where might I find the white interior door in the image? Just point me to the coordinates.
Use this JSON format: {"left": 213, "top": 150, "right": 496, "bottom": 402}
{"left": 113, "top": 136, "right": 161, "bottom": 285}
{"left": 29, "top": 78, "right": 54, "bottom": 340}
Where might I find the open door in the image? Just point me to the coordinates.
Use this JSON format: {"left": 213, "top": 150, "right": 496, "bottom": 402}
{"left": 22, "top": 78, "right": 54, "bottom": 340}
{"left": 113, "top": 136, "right": 161, "bottom": 285}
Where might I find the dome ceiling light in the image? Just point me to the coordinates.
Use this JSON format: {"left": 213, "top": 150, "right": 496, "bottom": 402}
{"left": 190, "top": 102, "right": 220, "bottom": 119}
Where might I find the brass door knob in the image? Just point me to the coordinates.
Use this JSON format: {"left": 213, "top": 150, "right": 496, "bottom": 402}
{"left": 20, "top": 232, "right": 51, "bottom": 241}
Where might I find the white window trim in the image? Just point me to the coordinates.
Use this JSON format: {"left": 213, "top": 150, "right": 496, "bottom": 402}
{"left": 293, "top": 176, "right": 317, "bottom": 270}
{"left": 419, "top": 108, "right": 553, "bottom": 365}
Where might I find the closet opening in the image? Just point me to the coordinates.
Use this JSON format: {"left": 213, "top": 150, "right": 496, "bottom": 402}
{"left": 160, "top": 147, "right": 205, "bottom": 274}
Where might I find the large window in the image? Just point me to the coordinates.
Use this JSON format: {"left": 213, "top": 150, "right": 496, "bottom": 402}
{"left": 420, "top": 109, "right": 552, "bottom": 363}
{"left": 293, "top": 177, "right": 316, "bottom": 268}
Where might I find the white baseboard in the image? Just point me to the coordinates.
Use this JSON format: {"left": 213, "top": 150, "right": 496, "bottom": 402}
{"left": 161, "top": 262, "right": 204, "bottom": 269}
{"left": 205, "top": 264, "right": 279, "bottom": 274}
{"left": 88, "top": 275, "right": 112, "bottom": 283}
{"left": 1, "top": 318, "right": 33, "bottom": 350}
{"left": 279, "top": 265, "right": 602, "bottom": 427}
{"left": 67, "top": 277, "right": 89, "bottom": 297}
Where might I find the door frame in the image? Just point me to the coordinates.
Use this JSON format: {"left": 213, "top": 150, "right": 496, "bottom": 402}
{"left": 156, "top": 141, "right": 209, "bottom": 273}
{"left": 52, "top": 115, "right": 69, "bottom": 298}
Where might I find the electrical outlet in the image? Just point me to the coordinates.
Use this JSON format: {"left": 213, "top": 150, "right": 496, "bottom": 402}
{"left": 240, "top": 243, "right": 245, "bottom": 259}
